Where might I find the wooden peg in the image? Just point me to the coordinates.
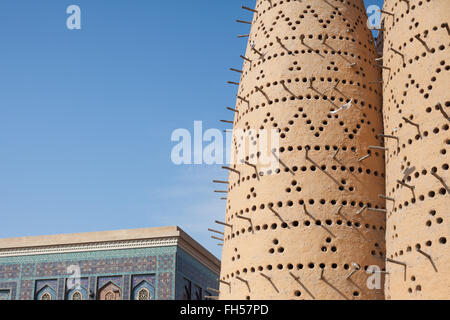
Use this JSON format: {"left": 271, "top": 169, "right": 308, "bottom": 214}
{"left": 237, "top": 95, "right": 249, "bottom": 104}
{"left": 272, "top": 150, "right": 295, "bottom": 176}
{"left": 236, "top": 214, "right": 252, "bottom": 222}
{"left": 377, "top": 134, "right": 398, "bottom": 141}
{"left": 211, "top": 235, "right": 224, "bottom": 242}
{"left": 356, "top": 205, "right": 367, "bottom": 215}
{"left": 386, "top": 258, "right": 407, "bottom": 281}
{"left": 220, "top": 120, "right": 234, "bottom": 124}
{"left": 376, "top": 64, "right": 391, "bottom": 70}
{"left": 240, "top": 55, "right": 252, "bottom": 63}
{"left": 396, "top": 179, "right": 415, "bottom": 190}
{"left": 236, "top": 19, "right": 252, "bottom": 25}
{"left": 227, "top": 81, "right": 240, "bottom": 86}
{"left": 208, "top": 228, "right": 224, "bottom": 235}
{"left": 259, "top": 273, "right": 278, "bottom": 292}
{"left": 346, "top": 263, "right": 361, "bottom": 280}
{"left": 431, "top": 171, "right": 450, "bottom": 193}
{"left": 236, "top": 276, "right": 251, "bottom": 292}
{"left": 369, "top": 145, "right": 388, "bottom": 151}
{"left": 378, "top": 9, "right": 394, "bottom": 16}
{"left": 332, "top": 147, "right": 340, "bottom": 160}
{"left": 219, "top": 280, "right": 231, "bottom": 286}
{"left": 251, "top": 46, "right": 264, "bottom": 58}
{"left": 300, "top": 34, "right": 306, "bottom": 45}
{"left": 289, "top": 272, "right": 316, "bottom": 299}
{"left": 215, "top": 220, "right": 232, "bottom": 228}
{"left": 333, "top": 79, "right": 340, "bottom": 90}
{"left": 443, "top": 23, "right": 450, "bottom": 36}
{"left": 437, "top": 103, "right": 449, "bottom": 119}
{"left": 379, "top": 194, "right": 395, "bottom": 202}
{"left": 400, "top": 0, "right": 410, "bottom": 11}
{"left": 213, "top": 180, "right": 229, "bottom": 184}
{"left": 242, "top": 6, "right": 258, "bottom": 13}
{"left": 402, "top": 117, "right": 420, "bottom": 128}
{"left": 387, "top": 259, "right": 406, "bottom": 266}
{"left": 358, "top": 154, "right": 371, "bottom": 162}
{"left": 207, "top": 288, "right": 220, "bottom": 294}
{"left": 335, "top": 205, "right": 344, "bottom": 215}
{"left": 416, "top": 248, "right": 438, "bottom": 272}
{"left": 390, "top": 48, "right": 405, "bottom": 59}
{"left": 222, "top": 166, "right": 241, "bottom": 175}
{"left": 230, "top": 68, "right": 243, "bottom": 73}
{"left": 414, "top": 35, "right": 433, "bottom": 53}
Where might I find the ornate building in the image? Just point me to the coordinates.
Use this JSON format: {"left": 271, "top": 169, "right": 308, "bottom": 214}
{"left": 0, "top": 226, "right": 220, "bottom": 300}
{"left": 218, "top": 0, "right": 386, "bottom": 300}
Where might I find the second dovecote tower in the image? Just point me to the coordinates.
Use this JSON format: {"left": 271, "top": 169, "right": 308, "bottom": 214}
{"left": 218, "top": 0, "right": 387, "bottom": 300}
{"left": 381, "top": 0, "right": 450, "bottom": 299}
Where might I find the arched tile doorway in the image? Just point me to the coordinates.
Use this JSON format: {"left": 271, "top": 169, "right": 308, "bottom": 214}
{"left": 98, "top": 282, "right": 121, "bottom": 300}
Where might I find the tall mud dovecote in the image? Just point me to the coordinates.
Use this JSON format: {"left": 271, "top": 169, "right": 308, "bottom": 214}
{"left": 217, "top": 0, "right": 387, "bottom": 300}
{"left": 381, "top": 0, "right": 450, "bottom": 299}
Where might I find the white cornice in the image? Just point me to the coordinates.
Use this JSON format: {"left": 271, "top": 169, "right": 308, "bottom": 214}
{"left": 0, "top": 237, "right": 179, "bottom": 258}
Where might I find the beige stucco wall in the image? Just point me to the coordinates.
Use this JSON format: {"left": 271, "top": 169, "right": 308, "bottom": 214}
{"left": 382, "top": 0, "right": 450, "bottom": 299}
{"left": 219, "top": 0, "right": 386, "bottom": 300}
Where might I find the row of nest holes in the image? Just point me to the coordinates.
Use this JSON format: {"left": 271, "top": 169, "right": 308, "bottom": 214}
{"left": 386, "top": 25, "right": 447, "bottom": 55}
{"left": 236, "top": 78, "right": 379, "bottom": 114}
{"left": 237, "top": 76, "right": 379, "bottom": 111}
{"left": 230, "top": 198, "right": 384, "bottom": 215}
{"left": 389, "top": 164, "right": 449, "bottom": 194}
{"left": 385, "top": 70, "right": 447, "bottom": 110}
{"left": 224, "top": 219, "right": 384, "bottom": 242}
{"left": 392, "top": 209, "right": 444, "bottom": 235}
{"left": 393, "top": 182, "right": 447, "bottom": 212}
{"left": 233, "top": 87, "right": 380, "bottom": 127}
{"left": 388, "top": 128, "right": 449, "bottom": 159}
{"left": 384, "top": 1, "right": 440, "bottom": 36}
{"left": 234, "top": 93, "right": 381, "bottom": 131}
{"left": 245, "top": 34, "right": 376, "bottom": 72}
{"left": 254, "top": 1, "right": 369, "bottom": 42}
{"left": 244, "top": 289, "right": 361, "bottom": 299}
{"left": 239, "top": 67, "right": 376, "bottom": 102}
{"left": 389, "top": 238, "right": 447, "bottom": 259}
{"left": 223, "top": 262, "right": 385, "bottom": 280}
{"left": 228, "top": 163, "right": 385, "bottom": 191}
{"left": 255, "top": 0, "right": 368, "bottom": 17}
{"left": 385, "top": 51, "right": 448, "bottom": 96}
{"left": 390, "top": 187, "right": 448, "bottom": 214}
{"left": 241, "top": 48, "right": 376, "bottom": 80}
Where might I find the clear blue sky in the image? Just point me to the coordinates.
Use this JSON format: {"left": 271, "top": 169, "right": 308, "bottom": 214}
{"left": 0, "top": 0, "right": 384, "bottom": 258}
